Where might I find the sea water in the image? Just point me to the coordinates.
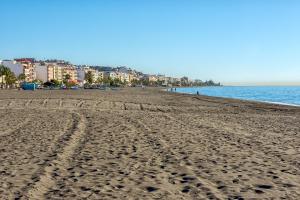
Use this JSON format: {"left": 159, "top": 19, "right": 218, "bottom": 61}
{"left": 170, "top": 86, "right": 300, "bottom": 106}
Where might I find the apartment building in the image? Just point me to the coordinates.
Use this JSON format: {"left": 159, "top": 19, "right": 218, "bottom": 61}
{"left": 103, "top": 71, "right": 117, "bottom": 80}
{"left": 144, "top": 75, "right": 158, "bottom": 82}
{"left": 1, "top": 59, "right": 36, "bottom": 82}
{"left": 62, "top": 66, "right": 77, "bottom": 82}
{"left": 49, "top": 64, "right": 64, "bottom": 81}
{"left": 35, "top": 63, "right": 77, "bottom": 83}
{"left": 117, "top": 72, "right": 130, "bottom": 83}
{"left": 15, "top": 59, "right": 36, "bottom": 82}
{"left": 77, "top": 67, "right": 104, "bottom": 83}
{"left": 87, "top": 68, "right": 102, "bottom": 82}
{"left": 128, "top": 73, "right": 139, "bottom": 82}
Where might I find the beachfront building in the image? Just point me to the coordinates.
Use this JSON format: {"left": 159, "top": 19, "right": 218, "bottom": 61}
{"left": 36, "top": 64, "right": 63, "bottom": 82}
{"left": 157, "top": 75, "right": 166, "bottom": 82}
{"left": 98, "top": 71, "right": 104, "bottom": 81}
{"left": 0, "top": 76, "right": 5, "bottom": 84}
{"left": 117, "top": 72, "right": 130, "bottom": 83}
{"left": 76, "top": 67, "right": 86, "bottom": 83}
{"left": 180, "top": 76, "right": 189, "bottom": 86}
{"left": 77, "top": 67, "right": 104, "bottom": 83}
{"left": 0, "top": 60, "right": 23, "bottom": 77}
{"left": 35, "top": 64, "right": 48, "bottom": 82}
{"left": 128, "top": 73, "right": 139, "bottom": 83}
{"left": 103, "top": 71, "right": 117, "bottom": 80}
{"left": 62, "top": 66, "right": 77, "bottom": 82}
{"left": 143, "top": 75, "right": 158, "bottom": 83}
{"left": 48, "top": 64, "right": 64, "bottom": 82}
{"left": 88, "top": 68, "right": 101, "bottom": 82}
{"left": 35, "top": 62, "right": 78, "bottom": 83}
{"left": 1, "top": 59, "right": 36, "bottom": 82}
{"left": 15, "top": 59, "right": 36, "bottom": 82}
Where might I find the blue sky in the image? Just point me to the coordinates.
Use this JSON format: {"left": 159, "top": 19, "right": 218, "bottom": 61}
{"left": 0, "top": 0, "right": 299, "bottom": 85}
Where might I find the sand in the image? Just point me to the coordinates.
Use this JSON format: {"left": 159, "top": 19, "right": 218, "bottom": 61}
{"left": 0, "top": 88, "right": 299, "bottom": 200}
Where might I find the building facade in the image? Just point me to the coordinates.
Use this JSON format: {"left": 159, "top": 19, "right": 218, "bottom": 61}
{"left": 103, "top": 71, "right": 117, "bottom": 80}
{"left": 36, "top": 63, "right": 78, "bottom": 83}
{"left": 62, "top": 66, "right": 77, "bottom": 82}
{"left": 1, "top": 59, "right": 36, "bottom": 82}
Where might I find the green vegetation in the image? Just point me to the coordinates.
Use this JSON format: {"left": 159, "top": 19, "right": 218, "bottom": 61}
{"left": 63, "top": 74, "right": 71, "bottom": 83}
{"left": 92, "top": 77, "right": 126, "bottom": 87}
{"left": 51, "top": 79, "right": 61, "bottom": 86}
{"left": 85, "top": 71, "right": 94, "bottom": 84}
{"left": 62, "top": 74, "right": 76, "bottom": 88}
{"left": 0, "top": 65, "right": 17, "bottom": 88}
{"left": 17, "top": 73, "right": 26, "bottom": 82}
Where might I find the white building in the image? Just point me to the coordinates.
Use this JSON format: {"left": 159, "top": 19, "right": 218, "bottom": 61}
{"left": 76, "top": 67, "right": 104, "bottom": 83}
{"left": 1, "top": 60, "right": 23, "bottom": 77}
{"left": 35, "top": 64, "right": 48, "bottom": 83}
{"left": 117, "top": 72, "right": 130, "bottom": 83}
{"left": 0, "top": 60, "right": 5, "bottom": 84}
{"left": 103, "top": 71, "right": 117, "bottom": 80}
{"left": 1, "top": 59, "right": 36, "bottom": 82}
{"left": 76, "top": 67, "right": 86, "bottom": 83}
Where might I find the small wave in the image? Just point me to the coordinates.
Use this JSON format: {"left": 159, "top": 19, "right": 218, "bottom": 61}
{"left": 168, "top": 86, "right": 300, "bottom": 107}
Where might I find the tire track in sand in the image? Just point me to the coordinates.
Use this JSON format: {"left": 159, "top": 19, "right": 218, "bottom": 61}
{"left": 0, "top": 118, "right": 31, "bottom": 137}
{"left": 23, "top": 112, "right": 86, "bottom": 200}
{"left": 132, "top": 117, "right": 226, "bottom": 200}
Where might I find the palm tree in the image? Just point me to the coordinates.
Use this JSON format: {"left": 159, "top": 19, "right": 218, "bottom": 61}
{"left": 85, "top": 71, "right": 94, "bottom": 84}
{"left": 5, "top": 72, "right": 16, "bottom": 87}
{"left": 17, "top": 73, "right": 26, "bottom": 83}
{"left": 0, "top": 65, "right": 16, "bottom": 88}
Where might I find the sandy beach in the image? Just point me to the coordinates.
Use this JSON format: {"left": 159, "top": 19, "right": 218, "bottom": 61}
{"left": 0, "top": 88, "right": 300, "bottom": 199}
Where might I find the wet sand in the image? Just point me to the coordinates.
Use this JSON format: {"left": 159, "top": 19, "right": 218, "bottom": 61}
{"left": 0, "top": 88, "right": 300, "bottom": 199}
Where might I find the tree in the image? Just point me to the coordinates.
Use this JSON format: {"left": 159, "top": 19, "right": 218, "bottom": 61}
{"left": 32, "top": 79, "right": 42, "bottom": 84}
{"left": 96, "top": 77, "right": 103, "bottom": 84}
{"left": 5, "top": 73, "right": 17, "bottom": 86}
{"left": 50, "top": 79, "right": 61, "bottom": 87}
{"left": 18, "top": 73, "right": 26, "bottom": 83}
{"left": 85, "top": 71, "right": 94, "bottom": 84}
{"left": 0, "top": 65, "right": 16, "bottom": 88}
{"left": 63, "top": 74, "right": 71, "bottom": 84}
{"left": 102, "top": 77, "right": 111, "bottom": 85}
{"left": 142, "top": 79, "right": 150, "bottom": 86}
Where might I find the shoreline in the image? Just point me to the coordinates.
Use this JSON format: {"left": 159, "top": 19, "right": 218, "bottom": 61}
{"left": 166, "top": 86, "right": 300, "bottom": 108}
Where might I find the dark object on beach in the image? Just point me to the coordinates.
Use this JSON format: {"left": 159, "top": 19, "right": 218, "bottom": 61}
{"left": 181, "top": 186, "right": 191, "bottom": 193}
{"left": 256, "top": 184, "right": 273, "bottom": 189}
{"left": 254, "top": 189, "right": 264, "bottom": 194}
{"left": 197, "top": 91, "right": 199, "bottom": 95}
{"left": 21, "top": 82, "right": 38, "bottom": 91}
{"left": 146, "top": 186, "right": 158, "bottom": 192}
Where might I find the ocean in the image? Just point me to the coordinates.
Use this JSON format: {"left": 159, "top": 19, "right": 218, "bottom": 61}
{"left": 170, "top": 86, "right": 300, "bottom": 106}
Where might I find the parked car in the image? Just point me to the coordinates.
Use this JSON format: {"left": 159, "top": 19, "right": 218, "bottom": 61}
{"left": 70, "top": 86, "right": 79, "bottom": 90}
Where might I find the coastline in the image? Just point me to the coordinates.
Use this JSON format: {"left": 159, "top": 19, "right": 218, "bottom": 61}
{"left": 0, "top": 88, "right": 300, "bottom": 199}
{"left": 166, "top": 86, "right": 300, "bottom": 108}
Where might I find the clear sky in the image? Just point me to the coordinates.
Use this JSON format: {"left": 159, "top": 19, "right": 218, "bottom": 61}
{"left": 1, "top": 0, "right": 299, "bottom": 85}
